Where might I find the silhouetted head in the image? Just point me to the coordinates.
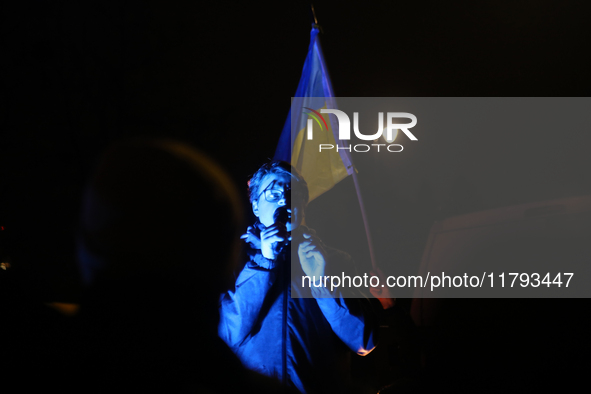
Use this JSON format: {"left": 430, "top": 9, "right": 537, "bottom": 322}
{"left": 78, "top": 139, "right": 242, "bottom": 298}
{"left": 75, "top": 139, "right": 244, "bottom": 391}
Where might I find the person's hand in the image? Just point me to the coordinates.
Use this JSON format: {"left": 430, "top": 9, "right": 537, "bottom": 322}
{"left": 240, "top": 226, "right": 261, "bottom": 249}
{"left": 297, "top": 233, "right": 326, "bottom": 280}
{"left": 260, "top": 223, "right": 289, "bottom": 260}
{"left": 369, "top": 266, "right": 396, "bottom": 309}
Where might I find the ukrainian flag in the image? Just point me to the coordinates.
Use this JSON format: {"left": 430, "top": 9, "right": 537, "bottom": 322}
{"left": 274, "top": 26, "right": 354, "bottom": 202}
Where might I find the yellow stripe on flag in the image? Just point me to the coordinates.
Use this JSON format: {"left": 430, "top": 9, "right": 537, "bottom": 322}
{"left": 292, "top": 104, "right": 349, "bottom": 202}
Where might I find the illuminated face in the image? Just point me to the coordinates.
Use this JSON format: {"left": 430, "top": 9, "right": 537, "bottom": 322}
{"left": 252, "top": 172, "right": 302, "bottom": 231}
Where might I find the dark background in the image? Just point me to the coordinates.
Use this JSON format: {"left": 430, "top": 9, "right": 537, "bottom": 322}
{"left": 1, "top": 0, "right": 590, "bottom": 391}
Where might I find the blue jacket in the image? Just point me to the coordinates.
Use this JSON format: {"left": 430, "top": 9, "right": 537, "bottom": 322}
{"left": 218, "top": 226, "right": 377, "bottom": 393}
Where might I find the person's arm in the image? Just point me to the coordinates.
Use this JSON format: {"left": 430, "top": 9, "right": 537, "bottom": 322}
{"left": 313, "top": 282, "right": 378, "bottom": 355}
{"left": 218, "top": 251, "right": 276, "bottom": 349}
{"left": 298, "top": 233, "right": 378, "bottom": 355}
{"left": 218, "top": 224, "right": 286, "bottom": 349}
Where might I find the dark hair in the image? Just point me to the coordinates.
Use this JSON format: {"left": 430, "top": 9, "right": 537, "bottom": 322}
{"left": 248, "top": 161, "right": 309, "bottom": 207}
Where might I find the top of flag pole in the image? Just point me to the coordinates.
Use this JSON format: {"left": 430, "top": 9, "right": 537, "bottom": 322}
{"left": 309, "top": 4, "right": 322, "bottom": 32}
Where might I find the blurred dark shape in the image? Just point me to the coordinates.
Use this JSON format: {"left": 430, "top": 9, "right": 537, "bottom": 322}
{"left": 1, "top": 218, "right": 70, "bottom": 392}
{"left": 439, "top": 176, "right": 484, "bottom": 219}
{"left": 66, "top": 139, "right": 288, "bottom": 393}
{"left": 410, "top": 195, "right": 591, "bottom": 392}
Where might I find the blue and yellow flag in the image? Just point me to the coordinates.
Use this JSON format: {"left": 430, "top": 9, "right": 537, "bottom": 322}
{"left": 274, "top": 26, "right": 354, "bottom": 202}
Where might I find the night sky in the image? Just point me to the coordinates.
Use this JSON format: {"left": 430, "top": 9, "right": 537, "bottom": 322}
{"left": 3, "top": 0, "right": 590, "bottom": 291}
{"left": 1, "top": 1, "right": 590, "bottom": 387}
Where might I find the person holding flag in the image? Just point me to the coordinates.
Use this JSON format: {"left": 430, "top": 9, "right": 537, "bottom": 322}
{"left": 218, "top": 160, "right": 377, "bottom": 393}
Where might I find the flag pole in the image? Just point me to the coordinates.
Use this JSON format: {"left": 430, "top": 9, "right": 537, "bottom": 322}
{"left": 351, "top": 164, "right": 395, "bottom": 308}
{"left": 312, "top": 10, "right": 376, "bottom": 271}
{"left": 310, "top": 4, "right": 318, "bottom": 25}
{"left": 310, "top": 4, "right": 323, "bottom": 32}
{"left": 312, "top": 6, "right": 394, "bottom": 308}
